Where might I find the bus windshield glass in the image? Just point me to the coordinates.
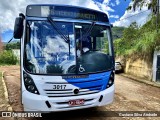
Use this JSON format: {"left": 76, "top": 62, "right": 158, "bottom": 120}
{"left": 24, "top": 20, "right": 112, "bottom": 75}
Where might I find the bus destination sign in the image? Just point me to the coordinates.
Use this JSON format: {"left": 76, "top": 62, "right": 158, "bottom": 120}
{"left": 26, "top": 5, "right": 109, "bottom": 22}
{"left": 50, "top": 10, "right": 96, "bottom": 21}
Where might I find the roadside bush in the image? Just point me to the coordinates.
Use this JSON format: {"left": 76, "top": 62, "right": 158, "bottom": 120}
{"left": 135, "top": 31, "right": 157, "bottom": 53}
{"left": 0, "top": 50, "right": 18, "bottom": 65}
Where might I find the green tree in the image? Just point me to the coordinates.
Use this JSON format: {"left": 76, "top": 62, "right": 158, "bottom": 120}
{"left": 112, "top": 27, "right": 125, "bottom": 40}
{"left": 0, "top": 50, "right": 18, "bottom": 65}
{"left": 126, "top": 0, "right": 157, "bottom": 14}
{"left": 113, "top": 22, "right": 140, "bottom": 56}
{"left": 122, "top": 22, "right": 139, "bottom": 43}
{"left": 114, "top": 17, "right": 160, "bottom": 57}
{"left": 5, "top": 42, "right": 20, "bottom": 50}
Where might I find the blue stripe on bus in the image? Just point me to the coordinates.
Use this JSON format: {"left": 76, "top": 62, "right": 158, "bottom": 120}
{"left": 65, "top": 71, "right": 111, "bottom": 91}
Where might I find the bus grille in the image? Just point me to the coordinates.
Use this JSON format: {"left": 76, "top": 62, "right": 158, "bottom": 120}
{"left": 43, "top": 82, "right": 103, "bottom": 97}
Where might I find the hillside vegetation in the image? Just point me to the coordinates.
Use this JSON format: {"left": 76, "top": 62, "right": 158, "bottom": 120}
{"left": 112, "top": 26, "right": 125, "bottom": 40}
{"left": 114, "top": 16, "right": 160, "bottom": 60}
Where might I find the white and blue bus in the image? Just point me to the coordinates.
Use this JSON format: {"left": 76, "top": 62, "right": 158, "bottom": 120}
{"left": 13, "top": 4, "right": 115, "bottom": 112}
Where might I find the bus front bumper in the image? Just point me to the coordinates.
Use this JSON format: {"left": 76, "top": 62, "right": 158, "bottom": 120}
{"left": 22, "top": 84, "right": 114, "bottom": 112}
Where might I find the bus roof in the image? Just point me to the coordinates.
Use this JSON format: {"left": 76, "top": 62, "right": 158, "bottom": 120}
{"left": 26, "top": 4, "right": 109, "bottom": 23}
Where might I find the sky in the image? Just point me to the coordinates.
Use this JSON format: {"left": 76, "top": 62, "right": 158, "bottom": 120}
{"left": 0, "top": 0, "right": 152, "bottom": 42}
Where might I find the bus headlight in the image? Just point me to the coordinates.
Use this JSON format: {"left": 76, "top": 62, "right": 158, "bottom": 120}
{"left": 107, "top": 72, "right": 114, "bottom": 88}
{"left": 23, "top": 73, "right": 39, "bottom": 94}
{"left": 24, "top": 78, "right": 33, "bottom": 85}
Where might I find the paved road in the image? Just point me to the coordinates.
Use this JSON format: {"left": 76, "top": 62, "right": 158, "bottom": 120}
{"left": 0, "top": 66, "right": 160, "bottom": 120}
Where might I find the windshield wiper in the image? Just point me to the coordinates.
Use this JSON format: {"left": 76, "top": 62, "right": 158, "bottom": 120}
{"left": 47, "top": 16, "right": 71, "bottom": 56}
{"left": 47, "top": 16, "right": 70, "bottom": 43}
{"left": 79, "top": 21, "right": 96, "bottom": 41}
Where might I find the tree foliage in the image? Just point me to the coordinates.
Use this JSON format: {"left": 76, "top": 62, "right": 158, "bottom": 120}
{"left": 126, "top": 0, "right": 157, "bottom": 14}
{"left": 112, "top": 27, "right": 125, "bottom": 40}
{"left": 5, "top": 42, "right": 20, "bottom": 50}
{"left": 0, "top": 50, "right": 18, "bottom": 65}
{"left": 113, "top": 17, "right": 160, "bottom": 59}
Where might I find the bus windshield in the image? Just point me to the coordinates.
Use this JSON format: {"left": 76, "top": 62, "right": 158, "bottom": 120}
{"left": 24, "top": 20, "right": 112, "bottom": 75}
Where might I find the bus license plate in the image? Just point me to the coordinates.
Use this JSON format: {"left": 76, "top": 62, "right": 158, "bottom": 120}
{"left": 68, "top": 99, "right": 85, "bottom": 106}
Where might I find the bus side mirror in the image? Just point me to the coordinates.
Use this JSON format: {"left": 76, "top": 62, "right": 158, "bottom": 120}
{"left": 13, "top": 17, "right": 24, "bottom": 39}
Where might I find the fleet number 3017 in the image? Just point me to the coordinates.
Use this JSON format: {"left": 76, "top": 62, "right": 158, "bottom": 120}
{"left": 53, "top": 85, "right": 66, "bottom": 90}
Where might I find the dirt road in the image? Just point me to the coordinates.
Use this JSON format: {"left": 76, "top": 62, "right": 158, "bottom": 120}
{"left": 0, "top": 66, "right": 160, "bottom": 120}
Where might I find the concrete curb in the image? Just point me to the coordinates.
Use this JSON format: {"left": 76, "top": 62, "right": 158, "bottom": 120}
{"left": 120, "top": 73, "right": 160, "bottom": 88}
{"left": 1, "top": 71, "right": 13, "bottom": 112}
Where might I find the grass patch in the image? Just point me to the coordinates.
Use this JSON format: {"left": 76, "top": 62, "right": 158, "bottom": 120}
{"left": 0, "top": 71, "right": 8, "bottom": 111}
{"left": 0, "top": 50, "right": 18, "bottom": 65}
